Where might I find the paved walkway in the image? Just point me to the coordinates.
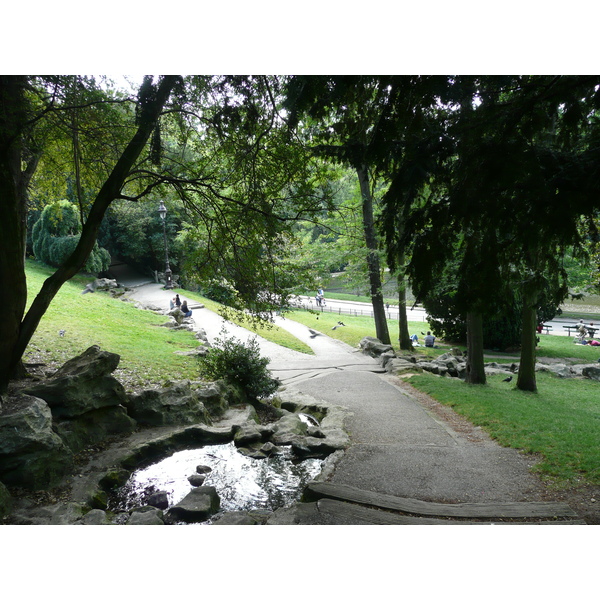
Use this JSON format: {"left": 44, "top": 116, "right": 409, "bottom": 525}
{"left": 121, "top": 275, "right": 551, "bottom": 514}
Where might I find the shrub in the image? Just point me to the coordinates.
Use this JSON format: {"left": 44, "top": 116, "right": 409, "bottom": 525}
{"left": 198, "top": 328, "right": 279, "bottom": 401}
{"left": 31, "top": 200, "right": 110, "bottom": 274}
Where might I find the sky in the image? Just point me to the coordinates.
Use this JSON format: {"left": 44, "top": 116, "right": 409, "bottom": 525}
{"left": 4, "top": 1, "right": 600, "bottom": 75}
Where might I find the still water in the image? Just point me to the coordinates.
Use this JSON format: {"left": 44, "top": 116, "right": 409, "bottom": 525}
{"left": 110, "top": 441, "right": 323, "bottom": 514}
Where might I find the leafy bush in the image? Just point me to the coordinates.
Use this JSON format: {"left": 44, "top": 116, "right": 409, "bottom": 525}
{"left": 31, "top": 200, "right": 110, "bottom": 273}
{"left": 198, "top": 328, "right": 279, "bottom": 401}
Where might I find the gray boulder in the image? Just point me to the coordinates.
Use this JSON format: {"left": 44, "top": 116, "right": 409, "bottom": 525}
{"left": 146, "top": 490, "right": 169, "bottom": 509}
{"left": 188, "top": 474, "right": 206, "bottom": 486}
{"left": 193, "top": 381, "right": 233, "bottom": 416}
{"left": 53, "top": 405, "right": 136, "bottom": 454}
{"left": 80, "top": 509, "right": 113, "bottom": 525}
{"left": 8, "top": 501, "right": 86, "bottom": 525}
{"left": 359, "top": 336, "right": 394, "bottom": 359}
{"left": 125, "top": 381, "right": 210, "bottom": 426}
{"left": 536, "top": 363, "right": 576, "bottom": 378}
{"left": 0, "top": 395, "right": 73, "bottom": 489}
{"left": 25, "top": 345, "right": 126, "bottom": 418}
{"left": 582, "top": 365, "right": 600, "bottom": 381}
{"left": 167, "top": 307, "right": 186, "bottom": 325}
{"left": 270, "top": 412, "right": 308, "bottom": 445}
{"left": 81, "top": 278, "right": 118, "bottom": 295}
{"left": 385, "top": 358, "right": 422, "bottom": 375}
{"left": 166, "top": 486, "right": 220, "bottom": 523}
{"left": 127, "top": 506, "right": 165, "bottom": 525}
{"left": 233, "top": 420, "right": 265, "bottom": 447}
{"left": 211, "top": 511, "right": 259, "bottom": 525}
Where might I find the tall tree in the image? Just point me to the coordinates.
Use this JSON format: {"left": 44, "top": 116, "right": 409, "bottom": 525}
{"left": 158, "top": 75, "right": 336, "bottom": 317}
{"left": 383, "top": 75, "right": 600, "bottom": 390}
{"left": 0, "top": 75, "right": 180, "bottom": 393}
{"left": 284, "top": 76, "right": 392, "bottom": 345}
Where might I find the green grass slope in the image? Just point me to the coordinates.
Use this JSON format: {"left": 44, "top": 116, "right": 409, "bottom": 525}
{"left": 24, "top": 261, "right": 202, "bottom": 389}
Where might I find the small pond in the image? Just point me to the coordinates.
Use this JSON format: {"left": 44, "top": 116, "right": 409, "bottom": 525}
{"left": 109, "top": 441, "right": 323, "bottom": 518}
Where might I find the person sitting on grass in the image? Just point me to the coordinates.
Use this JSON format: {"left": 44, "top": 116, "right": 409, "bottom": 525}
{"left": 181, "top": 300, "right": 192, "bottom": 318}
{"left": 424, "top": 331, "right": 436, "bottom": 348}
{"left": 576, "top": 320, "right": 588, "bottom": 344}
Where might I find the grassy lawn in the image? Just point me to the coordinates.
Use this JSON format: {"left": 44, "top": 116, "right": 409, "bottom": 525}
{"left": 175, "top": 290, "right": 314, "bottom": 355}
{"left": 282, "top": 307, "right": 437, "bottom": 352}
{"left": 407, "top": 371, "right": 600, "bottom": 487}
{"left": 24, "top": 261, "right": 203, "bottom": 388}
{"left": 536, "top": 333, "right": 600, "bottom": 362}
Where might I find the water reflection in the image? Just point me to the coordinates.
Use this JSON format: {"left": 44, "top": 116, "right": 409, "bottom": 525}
{"left": 110, "top": 442, "right": 322, "bottom": 514}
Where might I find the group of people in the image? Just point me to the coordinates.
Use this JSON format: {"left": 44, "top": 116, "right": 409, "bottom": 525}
{"left": 169, "top": 293, "right": 192, "bottom": 317}
{"left": 410, "top": 331, "right": 436, "bottom": 348}
{"left": 576, "top": 319, "right": 599, "bottom": 345}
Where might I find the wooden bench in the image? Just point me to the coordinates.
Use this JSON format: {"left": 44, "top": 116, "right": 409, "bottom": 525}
{"left": 566, "top": 324, "right": 598, "bottom": 338}
{"left": 540, "top": 325, "right": 552, "bottom": 334}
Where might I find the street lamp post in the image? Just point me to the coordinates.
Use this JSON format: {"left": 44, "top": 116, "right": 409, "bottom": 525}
{"left": 158, "top": 200, "right": 173, "bottom": 289}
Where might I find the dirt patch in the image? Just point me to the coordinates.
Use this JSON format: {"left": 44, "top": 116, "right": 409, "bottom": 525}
{"left": 393, "top": 377, "right": 492, "bottom": 444}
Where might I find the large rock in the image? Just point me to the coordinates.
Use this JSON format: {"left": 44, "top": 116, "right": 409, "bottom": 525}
{"left": 385, "top": 358, "right": 422, "bottom": 375}
{"left": 125, "top": 381, "right": 211, "bottom": 426}
{"left": 53, "top": 405, "right": 136, "bottom": 453}
{"left": 7, "top": 501, "right": 86, "bottom": 525}
{"left": 0, "top": 395, "right": 73, "bottom": 489}
{"left": 25, "top": 345, "right": 126, "bottom": 418}
{"left": 125, "top": 380, "right": 237, "bottom": 427}
{"left": 166, "top": 486, "right": 220, "bottom": 523}
{"left": 582, "top": 365, "right": 600, "bottom": 381}
{"left": 127, "top": 506, "right": 165, "bottom": 525}
{"left": 536, "top": 363, "right": 576, "bottom": 378}
{"left": 359, "top": 336, "right": 394, "bottom": 359}
{"left": 270, "top": 412, "right": 308, "bottom": 445}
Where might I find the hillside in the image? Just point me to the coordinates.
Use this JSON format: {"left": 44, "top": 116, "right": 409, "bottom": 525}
{"left": 24, "top": 261, "right": 202, "bottom": 389}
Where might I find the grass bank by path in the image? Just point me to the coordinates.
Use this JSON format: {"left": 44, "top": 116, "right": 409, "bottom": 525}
{"left": 407, "top": 371, "right": 600, "bottom": 487}
{"left": 282, "top": 308, "right": 427, "bottom": 350}
{"left": 24, "top": 261, "right": 202, "bottom": 388}
{"left": 176, "top": 290, "right": 314, "bottom": 355}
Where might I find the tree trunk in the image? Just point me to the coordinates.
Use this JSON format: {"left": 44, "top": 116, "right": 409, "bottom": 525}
{"left": 0, "top": 76, "right": 179, "bottom": 393}
{"left": 397, "top": 267, "right": 412, "bottom": 351}
{"left": 516, "top": 281, "right": 538, "bottom": 392}
{"left": 465, "top": 311, "right": 486, "bottom": 384}
{"left": 356, "top": 164, "right": 391, "bottom": 345}
{"left": 0, "top": 76, "right": 30, "bottom": 394}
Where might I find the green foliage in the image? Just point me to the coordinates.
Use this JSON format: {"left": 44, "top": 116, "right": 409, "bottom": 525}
{"left": 31, "top": 200, "right": 110, "bottom": 273}
{"left": 100, "top": 200, "right": 177, "bottom": 275}
{"left": 198, "top": 328, "right": 279, "bottom": 400}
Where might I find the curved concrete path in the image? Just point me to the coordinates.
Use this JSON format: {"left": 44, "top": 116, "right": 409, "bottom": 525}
{"left": 121, "top": 277, "right": 552, "bottom": 514}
